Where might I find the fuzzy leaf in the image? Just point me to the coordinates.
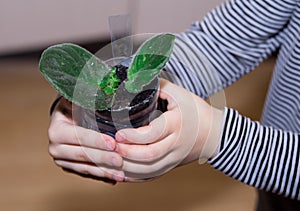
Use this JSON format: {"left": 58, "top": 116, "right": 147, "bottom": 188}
{"left": 125, "top": 33, "right": 175, "bottom": 93}
{"left": 39, "top": 43, "right": 112, "bottom": 110}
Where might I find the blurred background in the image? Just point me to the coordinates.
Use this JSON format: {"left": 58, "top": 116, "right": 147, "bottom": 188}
{"left": 0, "top": 0, "right": 275, "bottom": 210}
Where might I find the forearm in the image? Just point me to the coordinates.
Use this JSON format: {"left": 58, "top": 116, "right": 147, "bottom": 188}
{"left": 209, "top": 108, "right": 300, "bottom": 200}
{"left": 163, "top": 0, "right": 296, "bottom": 98}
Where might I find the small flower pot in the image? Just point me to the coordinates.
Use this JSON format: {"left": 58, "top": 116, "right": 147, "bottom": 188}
{"left": 39, "top": 34, "right": 175, "bottom": 138}
{"left": 74, "top": 59, "right": 167, "bottom": 137}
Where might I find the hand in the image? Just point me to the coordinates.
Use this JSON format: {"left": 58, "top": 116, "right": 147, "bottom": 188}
{"left": 48, "top": 97, "right": 125, "bottom": 184}
{"left": 115, "top": 79, "right": 224, "bottom": 181}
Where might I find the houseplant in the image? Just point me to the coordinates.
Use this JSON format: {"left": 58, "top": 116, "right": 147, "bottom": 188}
{"left": 39, "top": 33, "right": 175, "bottom": 137}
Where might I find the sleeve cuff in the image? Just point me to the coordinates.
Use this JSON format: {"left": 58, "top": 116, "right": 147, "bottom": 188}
{"left": 207, "top": 107, "right": 237, "bottom": 165}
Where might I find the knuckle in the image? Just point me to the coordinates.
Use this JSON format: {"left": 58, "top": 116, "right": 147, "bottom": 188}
{"left": 48, "top": 120, "right": 69, "bottom": 143}
{"left": 48, "top": 144, "right": 58, "bottom": 158}
{"left": 48, "top": 125, "right": 58, "bottom": 143}
{"left": 74, "top": 149, "right": 89, "bottom": 161}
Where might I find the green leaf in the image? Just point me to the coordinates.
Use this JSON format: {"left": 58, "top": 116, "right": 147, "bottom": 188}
{"left": 39, "top": 43, "right": 113, "bottom": 110}
{"left": 125, "top": 33, "right": 175, "bottom": 93}
{"left": 99, "top": 67, "right": 120, "bottom": 96}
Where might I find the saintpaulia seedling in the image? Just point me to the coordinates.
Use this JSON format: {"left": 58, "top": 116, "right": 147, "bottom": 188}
{"left": 39, "top": 33, "right": 175, "bottom": 110}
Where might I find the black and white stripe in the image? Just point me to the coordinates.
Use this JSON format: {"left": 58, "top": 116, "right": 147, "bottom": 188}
{"left": 165, "top": 0, "right": 300, "bottom": 200}
{"left": 209, "top": 108, "right": 300, "bottom": 199}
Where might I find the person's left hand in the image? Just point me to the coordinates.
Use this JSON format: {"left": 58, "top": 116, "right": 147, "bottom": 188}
{"left": 115, "top": 79, "right": 224, "bottom": 182}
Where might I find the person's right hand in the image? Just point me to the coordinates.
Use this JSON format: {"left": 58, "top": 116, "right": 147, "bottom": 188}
{"left": 48, "top": 97, "right": 125, "bottom": 185}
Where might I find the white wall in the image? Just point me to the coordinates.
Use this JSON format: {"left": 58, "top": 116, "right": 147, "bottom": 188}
{"left": 132, "top": 0, "right": 223, "bottom": 34}
{"left": 0, "top": 0, "right": 130, "bottom": 54}
{"left": 0, "top": 0, "right": 223, "bottom": 55}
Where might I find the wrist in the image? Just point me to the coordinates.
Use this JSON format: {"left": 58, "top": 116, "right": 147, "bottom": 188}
{"left": 198, "top": 106, "right": 224, "bottom": 164}
{"left": 180, "top": 96, "right": 224, "bottom": 165}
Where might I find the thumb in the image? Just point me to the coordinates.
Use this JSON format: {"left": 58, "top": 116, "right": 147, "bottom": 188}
{"left": 115, "top": 79, "right": 182, "bottom": 144}
{"left": 115, "top": 111, "right": 172, "bottom": 144}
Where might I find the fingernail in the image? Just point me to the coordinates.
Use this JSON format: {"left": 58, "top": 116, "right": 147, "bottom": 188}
{"left": 113, "top": 172, "right": 124, "bottom": 182}
{"left": 116, "top": 131, "right": 126, "bottom": 143}
{"left": 105, "top": 139, "right": 115, "bottom": 150}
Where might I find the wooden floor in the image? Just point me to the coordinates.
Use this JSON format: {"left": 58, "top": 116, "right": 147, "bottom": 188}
{"left": 0, "top": 56, "right": 275, "bottom": 211}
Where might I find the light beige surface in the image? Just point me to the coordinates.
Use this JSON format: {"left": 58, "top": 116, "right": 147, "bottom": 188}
{"left": 0, "top": 56, "right": 275, "bottom": 211}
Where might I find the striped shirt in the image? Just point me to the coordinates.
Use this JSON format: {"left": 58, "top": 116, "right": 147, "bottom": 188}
{"left": 164, "top": 0, "right": 300, "bottom": 201}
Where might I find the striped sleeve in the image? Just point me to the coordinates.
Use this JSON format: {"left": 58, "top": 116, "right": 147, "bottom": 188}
{"left": 160, "top": 0, "right": 300, "bottom": 201}
{"left": 209, "top": 108, "right": 300, "bottom": 200}
{"left": 163, "top": 0, "right": 297, "bottom": 98}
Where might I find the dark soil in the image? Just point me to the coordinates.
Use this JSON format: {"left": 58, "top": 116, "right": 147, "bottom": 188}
{"left": 112, "top": 60, "right": 157, "bottom": 110}
{"left": 115, "top": 63, "right": 128, "bottom": 82}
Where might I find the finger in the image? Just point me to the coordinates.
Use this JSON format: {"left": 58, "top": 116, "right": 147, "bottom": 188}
{"left": 121, "top": 153, "right": 179, "bottom": 177}
{"left": 54, "top": 160, "right": 125, "bottom": 182}
{"left": 124, "top": 177, "right": 157, "bottom": 183}
{"left": 115, "top": 111, "right": 176, "bottom": 144}
{"left": 62, "top": 168, "right": 117, "bottom": 185}
{"left": 116, "top": 134, "right": 175, "bottom": 162}
{"left": 49, "top": 144, "right": 123, "bottom": 167}
{"left": 48, "top": 120, "right": 116, "bottom": 151}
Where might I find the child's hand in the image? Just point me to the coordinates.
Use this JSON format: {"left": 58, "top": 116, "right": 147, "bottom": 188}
{"left": 48, "top": 98, "right": 125, "bottom": 184}
{"left": 115, "top": 79, "right": 224, "bottom": 181}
